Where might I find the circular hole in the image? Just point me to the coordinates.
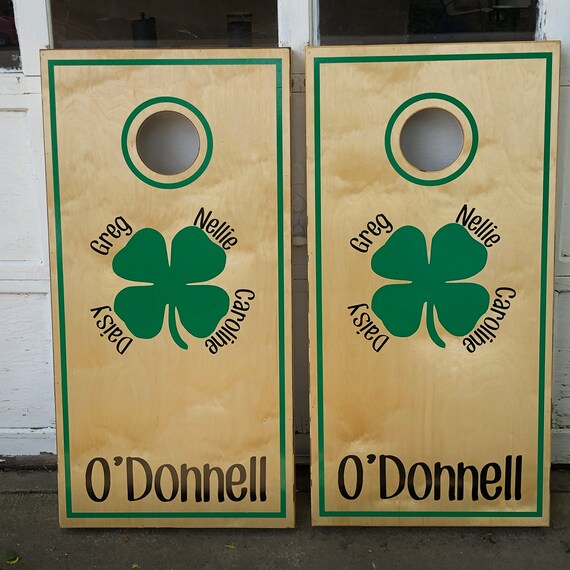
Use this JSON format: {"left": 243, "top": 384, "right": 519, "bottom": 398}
{"left": 136, "top": 111, "right": 200, "bottom": 175}
{"left": 399, "top": 108, "right": 464, "bottom": 172}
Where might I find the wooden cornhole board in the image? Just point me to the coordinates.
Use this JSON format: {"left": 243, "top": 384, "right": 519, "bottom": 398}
{"left": 41, "top": 49, "right": 293, "bottom": 527}
{"left": 307, "top": 42, "right": 559, "bottom": 526}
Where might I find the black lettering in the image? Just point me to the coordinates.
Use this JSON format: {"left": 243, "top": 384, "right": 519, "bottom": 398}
{"left": 434, "top": 463, "right": 456, "bottom": 501}
{"left": 358, "top": 320, "right": 375, "bottom": 334}
{"left": 471, "top": 329, "right": 488, "bottom": 346}
{"left": 348, "top": 302, "right": 369, "bottom": 316}
{"left": 180, "top": 464, "right": 202, "bottom": 503}
{"left": 350, "top": 237, "right": 369, "bottom": 253}
{"left": 467, "top": 215, "right": 482, "bottom": 231}
{"left": 380, "top": 455, "right": 405, "bottom": 499}
{"left": 108, "top": 327, "right": 123, "bottom": 342}
{"left": 457, "top": 463, "right": 479, "bottom": 501}
{"left": 154, "top": 464, "right": 179, "bottom": 502}
{"left": 480, "top": 462, "right": 502, "bottom": 501}
{"left": 206, "top": 218, "right": 219, "bottom": 232}
{"left": 194, "top": 207, "right": 212, "bottom": 229}
{"left": 90, "top": 305, "right": 111, "bottom": 318}
{"left": 260, "top": 456, "right": 267, "bottom": 502}
{"left": 225, "top": 319, "right": 240, "bottom": 332}
{"left": 85, "top": 457, "right": 111, "bottom": 502}
{"left": 338, "top": 455, "right": 363, "bottom": 500}
{"left": 250, "top": 456, "right": 257, "bottom": 502}
{"left": 223, "top": 237, "right": 238, "bottom": 250}
{"left": 483, "top": 317, "right": 500, "bottom": 331}
{"left": 375, "top": 213, "right": 393, "bottom": 234}
{"left": 115, "top": 216, "right": 132, "bottom": 235}
{"left": 408, "top": 462, "right": 433, "bottom": 501}
{"left": 127, "top": 457, "right": 153, "bottom": 501}
{"left": 230, "top": 308, "right": 246, "bottom": 322}
{"left": 99, "top": 233, "right": 113, "bottom": 247}
{"left": 233, "top": 300, "right": 250, "bottom": 312}
{"left": 90, "top": 241, "right": 111, "bottom": 255}
{"left": 96, "top": 314, "right": 114, "bottom": 330}
{"left": 353, "top": 312, "right": 370, "bottom": 328}
{"left": 496, "top": 287, "right": 516, "bottom": 299}
{"left": 364, "top": 325, "right": 380, "bottom": 340}
{"left": 367, "top": 221, "right": 381, "bottom": 236}
{"left": 106, "top": 224, "right": 120, "bottom": 238}
{"left": 203, "top": 464, "right": 225, "bottom": 503}
{"left": 235, "top": 289, "right": 255, "bottom": 301}
{"left": 358, "top": 229, "right": 373, "bottom": 245}
{"left": 372, "top": 335, "right": 389, "bottom": 352}
{"left": 226, "top": 464, "right": 247, "bottom": 501}
{"left": 456, "top": 204, "right": 475, "bottom": 226}
{"left": 116, "top": 337, "right": 133, "bottom": 354}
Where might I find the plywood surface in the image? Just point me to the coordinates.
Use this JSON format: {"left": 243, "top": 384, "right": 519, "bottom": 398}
{"left": 307, "top": 42, "right": 560, "bottom": 526}
{"left": 42, "top": 48, "right": 293, "bottom": 527}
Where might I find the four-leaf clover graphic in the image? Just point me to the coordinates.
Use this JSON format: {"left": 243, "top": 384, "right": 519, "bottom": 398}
{"left": 371, "top": 223, "right": 490, "bottom": 348}
{"left": 113, "top": 226, "right": 229, "bottom": 350}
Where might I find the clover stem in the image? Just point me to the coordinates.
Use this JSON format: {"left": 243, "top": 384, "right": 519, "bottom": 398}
{"left": 426, "top": 302, "right": 445, "bottom": 348}
{"left": 168, "top": 304, "right": 188, "bottom": 350}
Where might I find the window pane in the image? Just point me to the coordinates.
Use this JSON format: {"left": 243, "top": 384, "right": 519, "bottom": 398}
{"left": 0, "top": 0, "right": 20, "bottom": 69}
{"left": 318, "top": 0, "right": 537, "bottom": 45}
{"left": 50, "top": 1, "right": 277, "bottom": 49}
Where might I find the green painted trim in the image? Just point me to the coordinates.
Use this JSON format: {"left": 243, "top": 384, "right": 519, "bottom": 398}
{"left": 275, "top": 59, "right": 287, "bottom": 517}
{"left": 313, "top": 61, "right": 327, "bottom": 518}
{"left": 48, "top": 60, "right": 73, "bottom": 518}
{"left": 537, "top": 51, "right": 553, "bottom": 517}
{"left": 315, "top": 53, "right": 551, "bottom": 65}
{"left": 48, "top": 57, "right": 288, "bottom": 520}
{"left": 320, "top": 510, "right": 541, "bottom": 518}
{"left": 313, "top": 51, "right": 553, "bottom": 520}
{"left": 67, "top": 510, "right": 287, "bottom": 519}
{"left": 121, "top": 96, "right": 213, "bottom": 189}
{"left": 384, "top": 92, "right": 479, "bottom": 186}
{"left": 51, "top": 58, "right": 282, "bottom": 67}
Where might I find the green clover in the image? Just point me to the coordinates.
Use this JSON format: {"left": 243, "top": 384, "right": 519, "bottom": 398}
{"left": 371, "top": 223, "right": 490, "bottom": 348}
{"left": 113, "top": 226, "right": 230, "bottom": 350}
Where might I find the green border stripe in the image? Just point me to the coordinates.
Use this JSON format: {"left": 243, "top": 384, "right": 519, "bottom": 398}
{"left": 537, "top": 52, "right": 553, "bottom": 516}
{"left": 314, "top": 61, "right": 327, "bottom": 517}
{"left": 314, "top": 52, "right": 553, "bottom": 519}
{"left": 275, "top": 59, "right": 287, "bottom": 516}
{"left": 68, "top": 511, "right": 287, "bottom": 519}
{"left": 316, "top": 53, "right": 551, "bottom": 65}
{"left": 51, "top": 58, "right": 281, "bottom": 67}
{"left": 384, "top": 92, "right": 479, "bottom": 186}
{"left": 50, "top": 57, "right": 287, "bottom": 519}
{"left": 120, "top": 96, "right": 213, "bottom": 189}
{"left": 321, "top": 510, "right": 542, "bottom": 518}
{"left": 48, "top": 60, "right": 73, "bottom": 517}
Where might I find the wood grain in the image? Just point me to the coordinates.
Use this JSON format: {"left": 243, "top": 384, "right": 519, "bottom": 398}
{"left": 307, "top": 41, "right": 560, "bottom": 526}
{"left": 41, "top": 48, "right": 293, "bottom": 528}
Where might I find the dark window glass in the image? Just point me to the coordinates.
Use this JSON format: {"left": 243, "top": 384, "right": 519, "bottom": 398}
{"left": 50, "top": 1, "right": 277, "bottom": 49}
{"left": 0, "top": 0, "right": 20, "bottom": 69}
{"left": 319, "top": 0, "right": 538, "bottom": 45}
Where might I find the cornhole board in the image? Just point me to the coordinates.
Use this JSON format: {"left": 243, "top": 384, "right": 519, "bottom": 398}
{"left": 41, "top": 48, "right": 293, "bottom": 528}
{"left": 307, "top": 42, "right": 559, "bottom": 526}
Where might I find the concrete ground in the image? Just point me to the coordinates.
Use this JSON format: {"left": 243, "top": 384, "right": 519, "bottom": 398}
{"left": 2, "top": 467, "right": 570, "bottom": 569}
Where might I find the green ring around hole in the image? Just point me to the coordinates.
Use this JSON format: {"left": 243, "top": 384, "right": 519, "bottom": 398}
{"left": 385, "top": 92, "right": 478, "bottom": 187}
{"left": 121, "top": 96, "right": 213, "bottom": 189}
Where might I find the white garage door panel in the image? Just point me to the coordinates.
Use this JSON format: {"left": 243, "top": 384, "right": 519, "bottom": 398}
{"left": 556, "top": 88, "right": 570, "bottom": 269}
{"left": 0, "top": 109, "right": 44, "bottom": 262}
{"left": 0, "top": 293, "right": 54, "bottom": 430}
